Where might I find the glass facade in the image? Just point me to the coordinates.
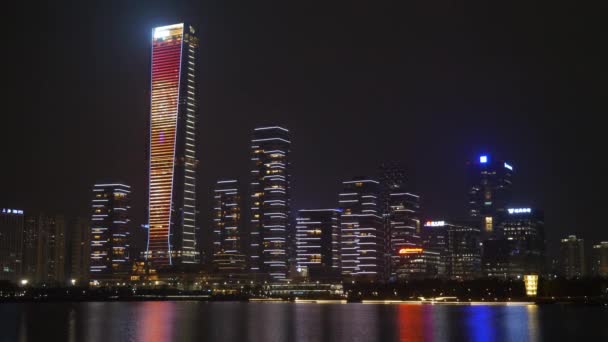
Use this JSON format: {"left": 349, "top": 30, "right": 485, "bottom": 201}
{"left": 147, "top": 23, "right": 199, "bottom": 266}
{"left": 212, "top": 179, "right": 246, "bottom": 274}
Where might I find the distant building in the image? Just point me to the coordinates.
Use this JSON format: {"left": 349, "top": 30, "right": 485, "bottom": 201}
{"left": 421, "top": 220, "right": 449, "bottom": 278}
{"left": 69, "top": 217, "right": 90, "bottom": 284}
{"left": 393, "top": 247, "right": 441, "bottom": 280}
{"left": 147, "top": 23, "right": 200, "bottom": 267}
{"left": 467, "top": 154, "right": 513, "bottom": 237}
{"left": 22, "top": 214, "right": 39, "bottom": 281}
{"left": 90, "top": 183, "right": 131, "bottom": 283}
{"left": 34, "top": 214, "right": 67, "bottom": 285}
{"left": 558, "top": 235, "right": 585, "bottom": 279}
{"left": 295, "top": 209, "right": 341, "bottom": 281}
{"left": 212, "top": 179, "right": 247, "bottom": 275}
{"left": 501, "top": 208, "right": 545, "bottom": 277}
{"left": 0, "top": 208, "right": 24, "bottom": 283}
{"left": 249, "top": 126, "right": 292, "bottom": 281}
{"left": 339, "top": 178, "right": 387, "bottom": 281}
{"left": 591, "top": 242, "right": 608, "bottom": 277}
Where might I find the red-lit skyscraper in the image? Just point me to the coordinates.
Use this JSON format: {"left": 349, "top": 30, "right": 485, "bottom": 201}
{"left": 147, "top": 23, "right": 199, "bottom": 267}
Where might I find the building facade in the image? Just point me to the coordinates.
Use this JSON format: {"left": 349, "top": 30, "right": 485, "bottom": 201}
{"left": 249, "top": 126, "right": 292, "bottom": 281}
{"left": 339, "top": 178, "right": 387, "bottom": 281}
{"left": 69, "top": 217, "right": 90, "bottom": 284}
{"left": 212, "top": 179, "right": 247, "bottom": 275}
{"left": 90, "top": 183, "right": 131, "bottom": 282}
{"left": 591, "top": 242, "right": 608, "bottom": 277}
{"left": 445, "top": 222, "right": 481, "bottom": 280}
{"left": 558, "top": 235, "right": 585, "bottom": 279}
{"left": 501, "top": 207, "right": 545, "bottom": 277}
{"left": 35, "top": 214, "right": 66, "bottom": 285}
{"left": 0, "top": 208, "right": 24, "bottom": 283}
{"left": 295, "top": 209, "right": 341, "bottom": 281}
{"left": 467, "top": 154, "right": 513, "bottom": 237}
{"left": 147, "top": 23, "right": 199, "bottom": 267}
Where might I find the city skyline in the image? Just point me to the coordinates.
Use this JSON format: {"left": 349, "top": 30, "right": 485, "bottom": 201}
{"left": 2, "top": 2, "right": 606, "bottom": 257}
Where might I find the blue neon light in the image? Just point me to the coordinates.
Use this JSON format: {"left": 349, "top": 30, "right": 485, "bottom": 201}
{"left": 479, "top": 155, "right": 488, "bottom": 163}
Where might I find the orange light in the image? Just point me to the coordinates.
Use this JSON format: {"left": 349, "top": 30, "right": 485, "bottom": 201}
{"left": 399, "top": 248, "right": 423, "bottom": 254}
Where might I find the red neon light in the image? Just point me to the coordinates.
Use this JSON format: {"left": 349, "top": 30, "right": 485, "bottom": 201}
{"left": 399, "top": 248, "right": 423, "bottom": 254}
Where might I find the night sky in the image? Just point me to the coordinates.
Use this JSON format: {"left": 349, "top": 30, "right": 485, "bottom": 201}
{"left": 2, "top": 1, "right": 606, "bottom": 257}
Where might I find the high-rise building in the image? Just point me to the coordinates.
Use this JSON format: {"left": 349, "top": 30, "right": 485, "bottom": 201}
{"left": 559, "top": 235, "right": 585, "bottom": 279}
{"left": 591, "top": 242, "right": 608, "bottom": 277}
{"left": 69, "top": 217, "right": 90, "bottom": 284}
{"left": 35, "top": 214, "right": 66, "bottom": 285}
{"left": 467, "top": 154, "right": 513, "bottom": 237}
{"left": 22, "top": 214, "right": 39, "bottom": 281}
{"left": 339, "top": 178, "right": 387, "bottom": 281}
{"left": 90, "top": 183, "right": 131, "bottom": 283}
{"left": 379, "top": 162, "right": 421, "bottom": 280}
{"left": 421, "top": 220, "right": 449, "bottom": 278}
{"left": 212, "top": 179, "right": 246, "bottom": 275}
{"left": 249, "top": 126, "right": 292, "bottom": 281}
{"left": 147, "top": 23, "right": 199, "bottom": 267}
{"left": 295, "top": 209, "right": 341, "bottom": 281}
{"left": 501, "top": 207, "right": 546, "bottom": 277}
{"left": 0, "top": 208, "right": 24, "bottom": 283}
{"left": 445, "top": 221, "right": 481, "bottom": 280}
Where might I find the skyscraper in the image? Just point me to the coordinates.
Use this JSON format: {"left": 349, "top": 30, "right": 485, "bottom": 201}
{"left": 339, "top": 178, "right": 387, "bottom": 281}
{"left": 90, "top": 183, "right": 131, "bottom": 283}
{"left": 147, "top": 23, "right": 199, "bottom": 267}
{"left": 0, "top": 208, "right": 24, "bottom": 283}
{"left": 559, "top": 235, "right": 585, "bottom": 279}
{"left": 467, "top": 154, "right": 513, "bottom": 236}
{"left": 500, "top": 207, "right": 546, "bottom": 277}
{"left": 212, "top": 179, "right": 246, "bottom": 275}
{"left": 445, "top": 221, "right": 481, "bottom": 280}
{"left": 249, "top": 126, "right": 292, "bottom": 281}
{"left": 295, "top": 209, "right": 341, "bottom": 281}
{"left": 379, "top": 162, "right": 421, "bottom": 279}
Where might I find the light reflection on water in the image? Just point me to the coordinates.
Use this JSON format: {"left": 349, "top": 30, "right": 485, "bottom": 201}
{"left": 2, "top": 301, "right": 607, "bottom": 342}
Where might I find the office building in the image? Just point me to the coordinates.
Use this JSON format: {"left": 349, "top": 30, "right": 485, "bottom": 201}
{"left": 212, "top": 179, "right": 246, "bottom": 275}
{"left": 339, "top": 178, "right": 387, "bottom": 281}
{"left": 0, "top": 208, "right": 24, "bottom": 283}
{"left": 591, "top": 242, "right": 608, "bottom": 277}
{"left": 295, "top": 209, "right": 341, "bottom": 281}
{"left": 249, "top": 126, "right": 292, "bottom": 281}
{"left": 393, "top": 247, "right": 441, "bottom": 280}
{"left": 467, "top": 154, "right": 513, "bottom": 237}
{"left": 147, "top": 23, "right": 199, "bottom": 267}
{"left": 90, "top": 183, "right": 131, "bottom": 282}
{"left": 558, "top": 235, "right": 585, "bottom": 279}
{"left": 501, "top": 207, "right": 545, "bottom": 277}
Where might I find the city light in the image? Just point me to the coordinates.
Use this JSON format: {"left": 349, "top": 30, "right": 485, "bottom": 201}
{"left": 524, "top": 274, "right": 538, "bottom": 296}
{"left": 479, "top": 155, "right": 488, "bottom": 163}
{"left": 398, "top": 248, "right": 423, "bottom": 254}
{"left": 504, "top": 162, "right": 513, "bottom": 171}
{"left": 425, "top": 220, "right": 445, "bottom": 227}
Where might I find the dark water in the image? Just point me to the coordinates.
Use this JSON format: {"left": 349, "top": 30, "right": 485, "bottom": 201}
{"left": 1, "top": 302, "right": 607, "bottom": 342}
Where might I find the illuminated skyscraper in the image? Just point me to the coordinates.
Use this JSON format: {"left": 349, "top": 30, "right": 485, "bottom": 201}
{"left": 249, "top": 126, "right": 291, "bottom": 281}
{"left": 0, "top": 208, "right": 24, "bottom": 283}
{"left": 339, "top": 178, "right": 387, "bottom": 281}
{"left": 295, "top": 209, "right": 341, "bottom": 281}
{"left": 591, "top": 242, "right": 608, "bottom": 277}
{"left": 147, "top": 23, "right": 199, "bottom": 267}
{"left": 467, "top": 154, "right": 513, "bottom": 236}
{"left": 212, "top": 179, "right": 246, "bottom": 275}
{"left": 90, "top": 183, "right": 131, "bottom": 282}
{"left": 34, "top": 214, "right": 66, "bottom": 284}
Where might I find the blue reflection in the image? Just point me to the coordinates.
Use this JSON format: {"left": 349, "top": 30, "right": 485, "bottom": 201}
{"left": 466, "top": 306, "right": 494, "bottom": 342}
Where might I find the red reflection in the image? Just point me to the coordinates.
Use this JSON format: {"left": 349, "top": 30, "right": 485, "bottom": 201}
{"left": 137, "top": 301, "right": 175, "bottom": 342}
{"left": 397, "top": 304, "right": 424, "bottom": 342}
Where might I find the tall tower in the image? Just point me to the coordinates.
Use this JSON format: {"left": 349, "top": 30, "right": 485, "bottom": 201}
{"left": 249, "top": 126, "right": 291, "bottom": 281}
{"left": 147, "top": 23, "right": 199, "bottom": 267}
{"left": 90, "top": 183, "right": 131, "bottom": 283}
{"left": 0, "top": 208, "right": 24, "bottom": 283}
{"left": 339, "top": 178, "right": 387, "bottom": 281}
{"left": 295, "top": 209, "right": 341, "bottom": 281}
{"left": 467, "top": 154, "right": 513, "bottom": 236}
{"left": 212, "top": 179, "right": 246, "bottom": 275}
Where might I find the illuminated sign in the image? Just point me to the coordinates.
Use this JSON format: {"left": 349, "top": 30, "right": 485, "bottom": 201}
{"left": 524, "top": 274, "right": 538, "bottom": 296}
{"left": 479, "top": 155, "right": 488, "bottom": 163}
{"left": 504, "top": 162, "right": 513, "bottom": 171}
{"left": 399, "top": 248, "right": 423, "bottom": 254}
{"left": 1, "top": 208, "right": 23, "bottom": 215}
{"left": 507, "top": 208, "right": 531, "bottom": 214}
{"left": 425, "top": 221, "right": 445, "bottom": 227}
